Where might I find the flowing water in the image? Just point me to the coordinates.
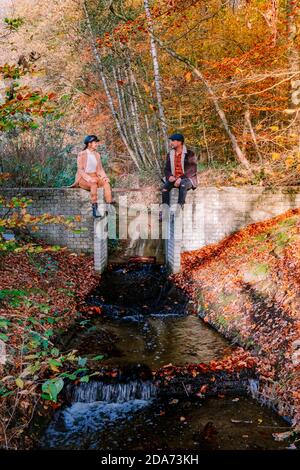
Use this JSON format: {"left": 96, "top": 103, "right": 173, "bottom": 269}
{"left": 38, "top": 263, "right": 292, "bottom": 450}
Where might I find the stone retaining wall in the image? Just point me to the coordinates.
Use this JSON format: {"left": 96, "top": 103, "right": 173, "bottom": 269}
{"left": 1, "top": 186, "right": 300, "bottom": 273}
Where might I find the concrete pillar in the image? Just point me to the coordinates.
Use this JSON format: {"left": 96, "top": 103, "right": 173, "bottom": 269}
{"left": 94, "top": 189, "right": 108, "bottom": 273}
{"left": 165, "top": 189, "right": 182, "bottom": 273}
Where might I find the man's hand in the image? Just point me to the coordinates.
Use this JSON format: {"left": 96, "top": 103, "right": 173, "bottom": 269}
{"left": 168, "top": 176, "right": 176, "bottom": 182}
{"left": 174, "top": 178, "right": 181, "bottom": 187}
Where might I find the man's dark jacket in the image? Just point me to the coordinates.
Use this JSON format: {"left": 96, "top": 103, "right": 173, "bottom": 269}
{"left": 164, "top": 144, "right": 198, "bottom": 189}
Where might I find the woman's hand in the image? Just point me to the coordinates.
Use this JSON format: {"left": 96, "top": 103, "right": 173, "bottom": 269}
{"left": 89, "top": 175, "right": 99, "bottom": 184}
{"left": 99, "top": 175, "right": 110, "bottom": 184}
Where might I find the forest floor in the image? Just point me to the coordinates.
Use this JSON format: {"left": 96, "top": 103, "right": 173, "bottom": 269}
{"left": 0, "top": 247, "right": 101, "bottom": 448}
{"left": 1, "top": 208, "right": 300, "bottom": 448}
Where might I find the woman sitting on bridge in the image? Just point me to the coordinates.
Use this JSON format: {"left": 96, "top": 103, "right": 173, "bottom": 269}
{"left": 70, "top": 135, "right": 114, "bottom": 218}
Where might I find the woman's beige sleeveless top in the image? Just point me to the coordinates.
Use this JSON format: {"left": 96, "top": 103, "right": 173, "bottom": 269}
{"left": 85, "top": 149, "right": 98, "bottom": 173}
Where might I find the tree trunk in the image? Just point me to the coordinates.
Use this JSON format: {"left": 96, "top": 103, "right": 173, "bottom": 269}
{"left": 130, "top": 69, "right": 160, "bottom": 169}
{"left": 127, "top": 57, "right": 159, "bottom": 168}
{"left": 143, "top": 0, "right": 169, "bottom": 154}
{"left": 112, "top": 65, "right": 129, "bottom": 142}
{"left": 124, "top": 65, "right": 149, "bottom": 167}
{"left": 286, "top": 0, "right": 300, "bottom": 151}
{"left": 83, "top": 0, "right": 141, "bottom": 170}
{"left": 245, "top": 105, "right": 263, "bottom": 166}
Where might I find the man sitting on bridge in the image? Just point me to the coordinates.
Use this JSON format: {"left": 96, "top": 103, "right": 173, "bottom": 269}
{"left": 160, "top": 133, "right": 198, "bottom": 219}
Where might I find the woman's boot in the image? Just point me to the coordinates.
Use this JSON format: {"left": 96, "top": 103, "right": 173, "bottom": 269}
{"left": 92, "top": 202, "right": 104, "bottom": 219}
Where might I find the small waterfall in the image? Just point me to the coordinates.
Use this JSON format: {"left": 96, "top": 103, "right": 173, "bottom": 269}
{"left": 68, "top": 380, "right": 158, "bottom": 403}
{"left": 248, "top": 379, "right": 260, "bottom": 399}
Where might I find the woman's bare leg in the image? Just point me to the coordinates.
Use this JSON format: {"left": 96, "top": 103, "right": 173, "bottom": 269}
{"left": 78, "top": 178, "right": 98, "bottom": 203}
{"left": 78, "top": 177, "right": 113, "bottom": 204}
{"left": 98, "top": 180, "right": 112, "bottom": 203}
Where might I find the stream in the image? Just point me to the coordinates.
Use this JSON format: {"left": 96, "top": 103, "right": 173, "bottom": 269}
{"left": 38, "top": 263, "right": 292, "bottom": 450}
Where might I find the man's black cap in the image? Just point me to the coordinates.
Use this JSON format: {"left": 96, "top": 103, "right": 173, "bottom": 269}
{"left": 168, "top": 133, "right": 184, "bottom": 142}
{"left": 84, "top": 134, "right": 100, "bottom": 145}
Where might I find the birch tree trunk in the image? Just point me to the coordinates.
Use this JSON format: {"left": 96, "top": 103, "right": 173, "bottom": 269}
{"left": 245, "top": 105, "right": 263, "bottom": 166}
{"left": 287, "top": 0, "right": 299, "bottom": 78}
{"left": 130, "top": 69, "right": 161, "bottom": 170}
{"left": 83, "top": 0, "right": 141, "bottom": 170}
{"left": 112, "top": 65, "right": 129, "bottom": 141}
{"left": 114, "top": 61, "right": 148, "bottom": 167}
{"left": 143, "top": 0, "right": 169, "bottom": 154}
{"left": 123, "top": 65, "right": 149, "bottom": 167}
{"left": 286, "top": 0, "right": 300, "bottom": 151}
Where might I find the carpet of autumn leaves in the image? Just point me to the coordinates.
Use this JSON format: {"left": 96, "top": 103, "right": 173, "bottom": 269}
{"left": 154, "top": 349, "right": 258, "bottom": 381}
{"left": 173, "top": 208, "right": 300, "bottom": 430}
{"left": 0, "top": 246, "right": 100, "bottom": 449}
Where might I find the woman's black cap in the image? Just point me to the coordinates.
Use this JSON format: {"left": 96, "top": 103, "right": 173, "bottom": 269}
{"left": 84, "top": 134, "right": 100, "bottom": 145}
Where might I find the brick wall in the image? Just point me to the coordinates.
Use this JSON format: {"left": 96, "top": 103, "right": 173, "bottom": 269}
{"left": 166, "top": 186, "right": 300, "bottom": 272}
{"left": 0, "top": 187, "right": 96, "bottom": 254}
{"left": 1, "top": 186, "right": 300, "bottom": 274}
{"left": 180, "top": 186, "right": 300, "bottom": 251}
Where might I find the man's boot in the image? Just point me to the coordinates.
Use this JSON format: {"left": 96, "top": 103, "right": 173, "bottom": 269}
{"left": 92, "top": 202, "right": 104, "bottom": 219}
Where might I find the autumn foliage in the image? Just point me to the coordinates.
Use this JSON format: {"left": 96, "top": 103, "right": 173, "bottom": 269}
{"left": 0, "top": 247, "right": 100, "bottom": 448}
{"left": 174, "top": 207, "right": 300, "bottom": 428}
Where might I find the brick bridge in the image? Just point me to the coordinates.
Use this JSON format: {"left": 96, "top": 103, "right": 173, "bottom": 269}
{"left": 1, "top": 186, "right": 300, "bottom": 273}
